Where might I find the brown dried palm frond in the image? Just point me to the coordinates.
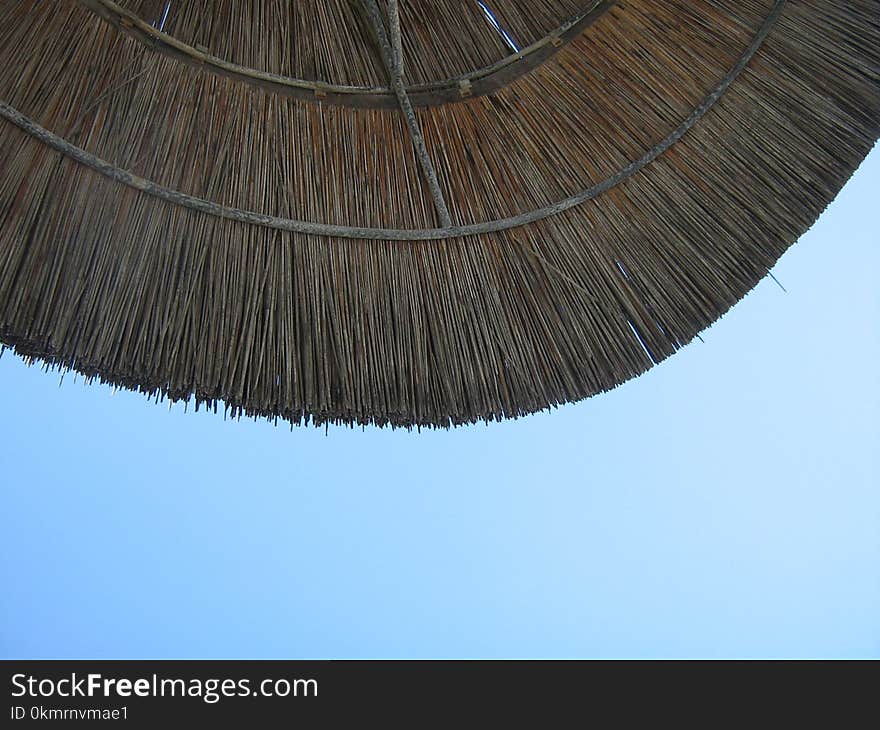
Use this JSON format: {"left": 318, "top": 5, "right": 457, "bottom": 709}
{"left": 0, "top": 0, "right": 878, "bottom": 428}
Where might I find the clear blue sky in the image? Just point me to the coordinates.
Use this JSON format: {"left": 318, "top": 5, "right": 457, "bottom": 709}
{"left": 1, "top": 148, "right": 877, "bottom": 659}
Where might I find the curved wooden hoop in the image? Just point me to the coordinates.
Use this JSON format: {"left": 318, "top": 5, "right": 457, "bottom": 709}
{"left": 0, "top": 1, "right": 785, "bottom": 241}
{"left": 79, "top": 0, "right": 615, "bottom": 109}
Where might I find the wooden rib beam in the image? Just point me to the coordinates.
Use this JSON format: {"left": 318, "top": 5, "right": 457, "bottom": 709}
{"left": 361, "top": 0, "right": 453, "bottom": 227}
{"left": 388, "top": 0, "right": 403, "bottom": 77}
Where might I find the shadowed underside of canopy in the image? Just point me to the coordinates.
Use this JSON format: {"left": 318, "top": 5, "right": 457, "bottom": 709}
{"left": 0, "top": 0, "right": 877, "bottom": 428}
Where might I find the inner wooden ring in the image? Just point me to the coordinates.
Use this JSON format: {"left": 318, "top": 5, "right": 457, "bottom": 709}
{"left": 79, "top": 0, "right": 615, "bottom": 109}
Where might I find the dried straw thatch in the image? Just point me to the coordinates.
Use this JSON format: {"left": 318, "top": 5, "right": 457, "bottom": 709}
{"left": 0, "top": 0, "right": 878, "bottom": 428}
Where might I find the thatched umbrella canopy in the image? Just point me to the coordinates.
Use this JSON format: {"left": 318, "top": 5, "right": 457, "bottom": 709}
{"left": 0, "top": 1, "right": 877, "bottom": 428}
